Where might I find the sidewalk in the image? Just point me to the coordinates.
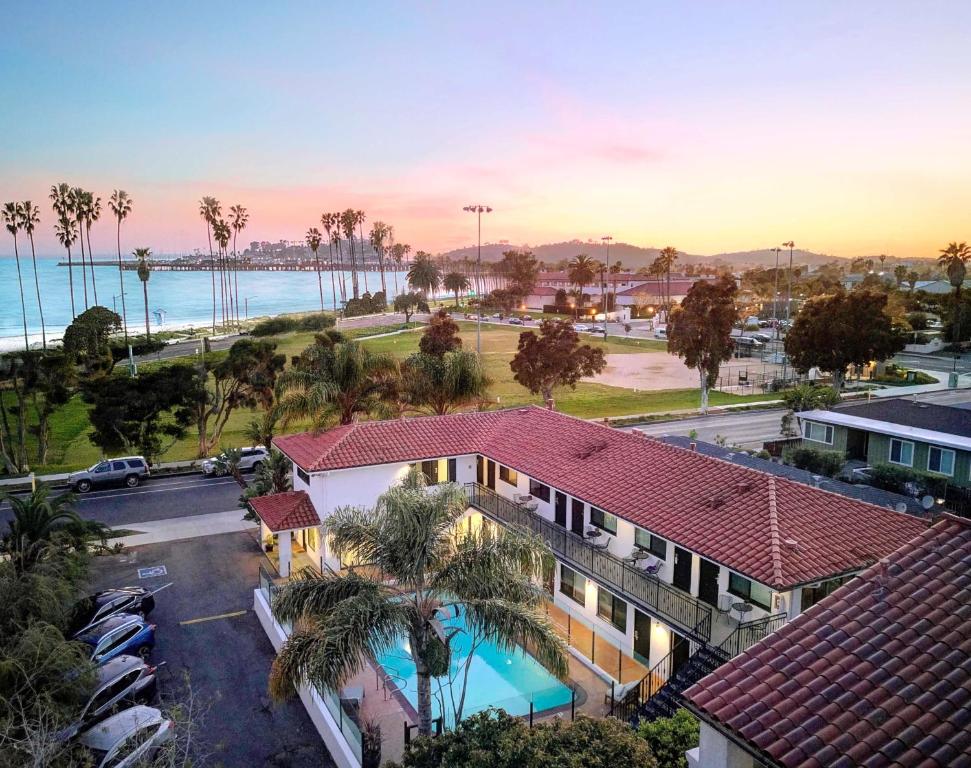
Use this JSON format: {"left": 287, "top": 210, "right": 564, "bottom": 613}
{"left": 107, "top": 509, "right": 257, "bottom": 547}
{"left": 0, "top": 459, "right": 201, "bottom": 491}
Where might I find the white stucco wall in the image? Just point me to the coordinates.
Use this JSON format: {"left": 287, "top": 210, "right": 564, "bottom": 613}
{"left": 691, "top": 722, "right": 757, "bottom": 768}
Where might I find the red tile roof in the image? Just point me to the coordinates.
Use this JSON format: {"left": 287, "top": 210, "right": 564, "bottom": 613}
{"left": 684, "top": 515, "right": 971, "bottom": 768}
{"left": 249, "top": 491, "right": 320, "bottom": 532}
{"left": 273, "top": 407, "right": 927, "bottom": 588}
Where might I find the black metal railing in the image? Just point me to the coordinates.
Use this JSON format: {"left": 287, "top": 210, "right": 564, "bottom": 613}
{"left": 465, "top": 483, "right": 712, "bottom": 642}
{"left": 716, "top": 612, "right": 788, "bottom": 659}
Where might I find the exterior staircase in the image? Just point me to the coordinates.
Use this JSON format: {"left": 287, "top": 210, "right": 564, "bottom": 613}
{"left": 632, "top": 644, "right": 729, "bottom": 723}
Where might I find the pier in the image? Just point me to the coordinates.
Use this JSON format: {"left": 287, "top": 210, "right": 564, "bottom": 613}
{"left": 60, "top": 260, "right": 384, "bottom": 272}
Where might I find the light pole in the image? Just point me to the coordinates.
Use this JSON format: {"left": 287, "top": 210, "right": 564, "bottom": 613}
{"left": 782, "top": 241, "right": 795, "bottom": 321}
{"left": 601, "top": 235, "right": 613, "bottom": 338}
{"left": 770, "top": 247, "right": 782, "bottom": 336}
{"left": 463, "top": 204, "right": 492, "bottom": 353}
{"left": 112, "top": 292, "right": 127, "bottom": 314}
{"left": 244, "top": 296, "right": 255, "bottom": 320}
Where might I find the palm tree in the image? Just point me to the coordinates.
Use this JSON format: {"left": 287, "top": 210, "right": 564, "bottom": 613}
{"left": 893, "top": 264, "right": 908, "bottom": 287}
{"left": 356, "top": 210, "right": 369, "bottom": 294}
{"left": 408, "top": 252, "right": 441, "bottom": 297}
{"left": 340, "top": 209, "right": 360, "bottom": 300}
{"left": 53, "top": 215, "right": 79, "bottom": 319}
{"left": 321, "top": 212, "right": 344, "bottom": 305}
{"left": 306, "top": 227, "right": 325, "bottom": 311}
{"left": 213, "top": 219, "right": 232, "bottom": 326}
{"left": 403, "top": 350, "right": 489, "bottom": 414}
{"left": 2, "top": 202, "right": 29, "bottom": 349}
{"left": 134, "top": 247, "right": 152, "bottom": 339}
{"left": 609, "top": 259, "right": 623, "bottom": 314}
{"left": 443, "top": 271, "right": 470, "bottom": 307}
{"left": 19, "top": 201, "right": 45, "bottom": 349}
{"left": 50, "top": 183, "right": 79, "bottom": 317}
{"left": 907, "top": 270, "right": 920, "bottom": 292}
{"left": 275, "top": 340, "right": 397, "bottom": 426}
{"left": 85, "top": 192, "right": 102, "bottom": 305}
{"left": 391, "top": 243, "right": 409, "bottom": 296}
{"left": 108, "top": 190, "right": 133, "bottom": 345}
{"left": 268, "top": 468, "right": 567, "bottom": 736}
{"left": 71, "top": 187, "right": 90, "bottom": 309}
{"left": 229, "top": 204, "right": 249, "bottom": 328}
{"left": 0, "top": 484, "right": 92, "bottom": 573}
{"left": 369, "top": 221, "right": 391, "bottom": 295}
{"left": 199, "top": 196, "right": 221, "bottom": 333}
{"left": 567, "top": 254, "right": 596, "bottom": 318}
{"left": 658, "top": 246, "right": 679, "bottom": 310}
{"left": 938, "top": 241, "right": 971, "bottom": 343}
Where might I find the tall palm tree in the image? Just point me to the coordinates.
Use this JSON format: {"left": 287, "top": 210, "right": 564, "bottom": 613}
{"left": 213, "top": 218, "right": 232, "bottom": 326}
{"left": 108, "top": 190, "right": 133, "bottom": 345}
{"left": 53, "top": 215, "right": 79, "bottom": 319}
{"left": 71, "top": 187, "right": 90, "bottom": 309}
{"left": 443, "top": 271, "right": 470, "bottom": 307}
{"left": 938, "top": 241, "right": 971, "bottom": 343}
{"left": 199, "top": 196, "right": 221, "bottom": 333}
{"left": 567, "top": 254, "right": 596, "bottom": 318}
{"left": 0, "top": 484, "right": 87, "bottom": 573}
{"left": 19, "top": 201, "right": 45, "bottom": 349}
{"left": 609, "top": 259, "right": 623, "bottom": 314}
{"left": 85, "top": 192, "right": 102, "bottom": 305}
{"left": 50, "top": 183, "right": 79, "bottom": 317}
{"left": 305, "top": 227, "right": 325, "bottom": 311}
{"left": 321, "top": 212, "right": 344, "bottom": 305}
{"left": 391, "top": 243, "right": 409, "bottom": 296}
{"left": 268, "top": 468, "right": 567, "bottom": 736}
{"left": 340, "top": 209, "right": 360, "bottom": 300}
{"left": 2, "top": 202, "right": 29, "bottom": 349}
{"left": 658, "top": 246, "right": 679, "bottom": 310}
{"left": 408, "top": 252, "right": 441, "bottom": 297}
{"left": 356, "top": 210, "right": 370, "bottom": 294}
{"left": 134, "top": 247, "right": 152, "bottom": 339}
{"left": 229, "top": 204, "right": 249, "bottom": 328}
{"left": 369, "top": 221, "right": 391, "bottom": 295}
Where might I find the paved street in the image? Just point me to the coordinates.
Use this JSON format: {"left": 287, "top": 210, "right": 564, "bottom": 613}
{"left": 88, "top": 532, "right": 335, "bottom": 767}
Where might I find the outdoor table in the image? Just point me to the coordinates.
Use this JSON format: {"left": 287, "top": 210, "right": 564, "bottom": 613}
{"left": 732, "top": 601, "right": 753, "bottom": 623}
{"left": 585, "top": 528, "right": 603, "bottom": 539}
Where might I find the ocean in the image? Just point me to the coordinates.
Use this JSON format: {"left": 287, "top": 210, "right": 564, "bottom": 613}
{"left": 0, "top": 255, "right": 409, "bottom": 350}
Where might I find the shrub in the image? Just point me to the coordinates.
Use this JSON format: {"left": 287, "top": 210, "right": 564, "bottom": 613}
{"left": 868, "top": 462, "right": 919, "bottom": 493}
{"left": 252, "top": 316, "right": 298, "bottom": 336}
{"left": 296, "top": 312, "right": 336, "bottom": 331}
{"left": 637, "top": 709, "right": 700, "bottom": 768}
{"left": 784, "top": 446, "right": 844, "bottom": 476}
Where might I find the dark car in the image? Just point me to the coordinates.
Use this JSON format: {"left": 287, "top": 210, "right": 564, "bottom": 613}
{"left": 77, "top": 614, "right": 156, "bottom": 665}
{"left": 59, "top": 655, "right": 158, "bottom": 740}
{"left": 68, "top": 457, "right": 150, "bottom": 493}
{"left": 70, "top": 587, "right": 156, "bottom": 637}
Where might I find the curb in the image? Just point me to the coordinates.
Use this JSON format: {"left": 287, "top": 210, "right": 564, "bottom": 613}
{"left": 0, "top": 463, "right": 203, "bottom": 494}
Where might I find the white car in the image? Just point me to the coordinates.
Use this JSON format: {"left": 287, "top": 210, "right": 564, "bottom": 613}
{"left": 78, "top": 705, "right": 173, "bottom": 768}
{"left": 573, "top": 323, "right": 590, "bottom": 333}
{"left": 653, "top": 326, "right": 668, "bottom": 339}
{"left": 202, "top": 446, "right": 267, "bottom": 476}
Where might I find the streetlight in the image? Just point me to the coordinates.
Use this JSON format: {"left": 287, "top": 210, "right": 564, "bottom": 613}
{"left": 770, "top": 247, "right": 782, "bottom": 336}
{"left": 112, "top": 292, "right": 127, "bottom": 314}
{"left": 601, "top": 235, "right": 613, "bottom": 339}
{"left": 782, "top": 241, "right": 795, "bottom": 321}
{"left": 244, "top": 296, "right": 255, "bottom": 320}
{"left": 463, "top": 204, "right": 493, "bottom": 353}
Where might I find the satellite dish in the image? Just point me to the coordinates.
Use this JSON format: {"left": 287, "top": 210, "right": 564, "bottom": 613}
{"left": 894, "top": 502, "right": 908, "bottom": 514}
{"left": 920, "top": 495, "right": 935, "bottom": 510}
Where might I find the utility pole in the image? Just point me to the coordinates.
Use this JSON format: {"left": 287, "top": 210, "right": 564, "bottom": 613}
{"left": 463, "top": 204, "right": 492, "bottom": 353}
{"left": 770, "top": 247, "right": 782, "bottom": 337}
{"left": 782, "top": 241, "right": 795, "bottom": 321}
{"left": 601, "top": 235, "right": 613, "bottom": 339}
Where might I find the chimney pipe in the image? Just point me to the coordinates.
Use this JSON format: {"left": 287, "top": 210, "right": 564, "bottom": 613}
{"left": 689, "top": 441, "right": 697, "bottom": 451}
{"left": 545, "top": 397, "right": 555, "bottom": 411}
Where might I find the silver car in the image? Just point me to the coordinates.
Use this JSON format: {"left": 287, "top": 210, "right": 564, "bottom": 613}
{"left": 201, "top": 445, "right": 268, "bottom": 477}
{"left": 60, "top": 655, "right": 158, "bottom": 740}
{"left": 69, "top": 457, "right": 150, "bottom": 493}
{"left": 78, "top": 705, "right": 173, "bottom": 768}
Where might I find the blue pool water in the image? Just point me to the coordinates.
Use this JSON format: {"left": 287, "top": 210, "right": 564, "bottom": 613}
{"left": 375, "top": 609, "right": 573, "bottom": 725}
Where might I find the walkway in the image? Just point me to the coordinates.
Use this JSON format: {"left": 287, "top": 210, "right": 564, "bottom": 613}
{"left": 107, "top": 509, "right": 257, "bottom": 547}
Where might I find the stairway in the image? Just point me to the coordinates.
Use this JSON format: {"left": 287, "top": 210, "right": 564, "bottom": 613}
{"left": 632, "top": 644, "right": 729, "bottom": 724}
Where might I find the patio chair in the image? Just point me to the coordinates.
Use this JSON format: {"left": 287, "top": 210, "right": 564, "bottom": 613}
{"left": 641, "top": 556, "right": 661, "bottom": 575}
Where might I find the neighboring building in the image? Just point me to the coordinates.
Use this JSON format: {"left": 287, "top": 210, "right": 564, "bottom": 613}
{"left": 523, "top": 271, "right": 720, "bottom": 311}
{"left": 682, "top": 513, "right": 971, "bottom": 768}
{"left": 799, "top": 399, "right": 971, "bottom": 488}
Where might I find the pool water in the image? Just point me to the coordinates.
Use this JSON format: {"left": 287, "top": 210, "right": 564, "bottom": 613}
{"left": 375, "top": 608, "right": 573, "bottom": 724}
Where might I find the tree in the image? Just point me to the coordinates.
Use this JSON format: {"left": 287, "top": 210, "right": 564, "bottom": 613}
{"left": 321, "top": 213, "right": 343, "bottom": 308}
{"left": 341, "top": 208, "right": 360, "bottom": 300}
{"left": 2, "top": 202, "right": 29, "bottom": 350}
{"left": 394, "top": 291, "right": 430, "bottom": 323}
{"left": 53, "top": 216, "right": 78, "bottom": 319}
{"left": 228, "top": 204, "right": 248, "bottom": 327}
{"left": 419, "top": 309, "right": 463, "bottom": 357}
{"left": 369, "top": 220, "right": 391, "bottom": 295}
{"left": 391, "top": 242, "right": 410, "bottom": 295}
{"left": 893, "top": 264, "right": 908, "bottom": 288}
{"left": 134, "top": 247, "right": 153, "bottom": 340}
{"left": 108, "top": 190, "right": 133, "bottom": 345}
{"left": 70, "top": 187, "right": 89, "bottom": 309}
{"left": 667, "top": 276, "right": 737, "bottom": 414}
{"left": 199, "top": 196, "right": 221, "bottom": 333}
{"left": 19, "top": 201, "right": 46, "bottom": 349}
{"left": 83, "top": 191, "right": 102, "bottom": 307}
{"left": 408, "top": 252, "right": 441, "bottom": 296}
{"left": 306, "top": 227, "right": 325, "bottom": 312}
{"left": 510, "top": 319, "right": 607, "bottom": 406}
{"left": 275, "top": 339, "right": 397, "bottom": 426}
{"left": 402, "top": 351, "right": 489, "bottom": 415}
{"left": 636, "top": 709, "right": 700, "bottom": 768}
{"left": 567, "top": 254, "right": 596, "bottom": 317}
{"left": 780, "top": 383, "right": 840, "bottom": 436}
{"left": 213, "top": 218, "right": 232, "bottom": 327}
{"left": 658, "top": 246, "right": 679, "bottom": 309}
{"left": 937, "top": 241, "right": 971, "bottom": 343}
{"left": 443, "top": 271, "right": 471, "bottom": 307}
{"left": 499, "top": 249, "right": 539, "bottom": 298}
{"left": 63, "top": 306, "right": 122, "bottom": 378}
{"left": 784, "top": 290, "right": 905, "bottom": 391}
{"left": 388, "top": 709, "right": 656, "bottom": 768}
{"left": 240, "top": 448, "right": 292, "bottom": 521}
{"left": 269, "top": 469, "right": 567, "bottom": 737}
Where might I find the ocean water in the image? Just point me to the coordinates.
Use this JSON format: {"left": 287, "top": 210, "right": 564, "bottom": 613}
{"left": 0, "top": 255, "right": 408, "bottom": 349}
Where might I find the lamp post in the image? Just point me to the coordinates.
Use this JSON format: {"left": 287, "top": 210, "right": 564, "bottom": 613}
{"left": 112, "top": 292, "right": 127, "bottom": 314}
{"left": 244, "top": 296, "right": 255, "bottom": 320}
{"left": 770, "top": 247, "right": 782, "bottom": 337}
{"left": 782, "top": 241, "right": 795, "bottom": 321}
{"left": 463, "top": 204, "right": 492, "bottom": 353}
{"left": 601, "top": 235, "right": 613, "bottom": 338}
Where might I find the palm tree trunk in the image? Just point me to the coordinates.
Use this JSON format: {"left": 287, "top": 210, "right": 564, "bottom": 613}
{"left": 336, "top": 239, "right": 347, "bottom": 302}
{"left": 77, "top": 216, "right": 89, "bottom": 309}
{"left": 232, "top": 233, "right": 241, "bottom": 328}
{"left": 349, "top": 236, "right": 360, "bottom": 300}
{"left": 358, "top": 224, "right": 370, "bottom": 294}
{"left": 27, "top": 233, "right": 46, "bottom": 349}
{"left": 313, "top": 248, "right": 324, "bottom": 311}
{"left": 116, "top": 221, "right": 129, "bottom": 345}
{"left": 393, "top": 261, "right": 399, "bottom": 295}
{"left": 143, "top": 280, "right": 150, "bottom": 341}
{"left": 12, "top": 235, "right": 28, "bottom": 350}
{"left": 86, "top": 224, "right": 98, "bottom": 305}
{"left": 66, "top": 245, "right": 76, "bottom": 319}
{"left": 207, "top": 224, "right": 216, "bottom": 333}
{"left": 327, "top": 241, "right": 339, "bottom": 313}
{"left": 699, "top": 369, "right": 709, "bottom": 415}
{"left": 414, "top": 652, "right": 434, "bottom": 736}
{"left": 378, "top": 246, "right": 387, "bottom": 295}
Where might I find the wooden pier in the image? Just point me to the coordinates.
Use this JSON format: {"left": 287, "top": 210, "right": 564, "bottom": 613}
{"left": 61, "top": 260, "right": 384, "bottom": 272}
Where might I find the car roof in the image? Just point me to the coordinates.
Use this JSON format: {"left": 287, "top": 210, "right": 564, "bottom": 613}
{"left": 93, "top": 587, "right": 145, "bottom": 603}
{"left": 95, "top": 655, "right": 146, "bottom": 686}
{"left": 79, "top": 706, "right": 164, "bottom": 750}
{"left": 77, "top": 613, "right": 143, "bottom": 642}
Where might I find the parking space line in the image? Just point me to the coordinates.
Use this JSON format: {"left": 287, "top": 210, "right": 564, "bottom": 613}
{"left": 179, "top": 610, "right": 248, "bottom": 626}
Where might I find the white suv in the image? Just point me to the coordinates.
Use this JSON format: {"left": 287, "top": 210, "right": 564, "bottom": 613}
{"left": 201, "top": 446, "right": 268, "bottom": 477}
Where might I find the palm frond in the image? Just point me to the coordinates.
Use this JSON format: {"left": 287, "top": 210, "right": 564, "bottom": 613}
{"left": 271, "top": 568, "right": 390, "bottom": 624}
{"left": 462, "top": 598, "right": 569, "bottom": 679}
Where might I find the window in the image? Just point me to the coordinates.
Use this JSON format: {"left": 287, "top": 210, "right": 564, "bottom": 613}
{"left": 499, "top": 464, "right": 519, "bottom": 486}
{"left": 447, "top": 458, "right": 457, "bottom": 483}
{"left": 589, "top": 507, "right": 617, "bottom": 535}
{"left": 801, "top": 575, "right": 852, "bottom": 612}
{"left": 802, "top": 421, "right": 834, "bottom": 444}
{"left": 728, "top": 572, "right": 772, "bottom": 610}
{"left": 529, "top": 479, "right": 551, "bottom": 502}
{"left": 94, "top": 462, "right": 110, "bottom": 473}
{"left": 635, "top": 529, "right": 668, "bottom": 559}
{"left": 927, "top": 446, "right": 955, "bottom": 476}
{"left": 112, "top": 461, "right": 127, "bottom": 471}
{"left": 889, "top": 439, "right": 914, "bottom": 467}
{"left": 597, "top": 588, "right": 628, "bottom": 632}
{"left": 126, "top": 459, "right": 145, "bottom": 468}
{"left": 296, "top": 467, "right": 310, "bottom": 485}
{"left": 559, "top": 564, "right": 586, "bottom": 606}
{"left": 411, "top": 460, "right": 440, "bottom": 484}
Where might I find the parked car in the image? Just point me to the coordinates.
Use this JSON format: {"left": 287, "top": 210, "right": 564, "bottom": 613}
{"left": 69, "top": 457, "right": 150, "bottom": 493}
{"left": 59, "top": 656, "right": 158, "bottom": 740}
{"left": 491, "top": 313, "right": 502, "bottom": 319}
{"left": 77, "top": 706, "right": 173, "bottom": 768}
{"left": 573, "top": 323, "right": 590, "bottom": 333}
{"left": 587, "top": 325, "right": 605, "bottom": 334}
{"left": 69, "top": 587, "right": 157, "bottom": 636}
{"left": 653, "top": 326, "right": 668, "bottom": 339}
{"left": 734, "top": 336, "right": 764, "bottom": 353}
{"left": 507, "top": 317, "right": 524, "bottom": 325}
{"left": 201, "top": 445, "right": 267, "bottom": 477}
{"left": 520, "top": 314, "right": 532, "bottom": 321}
{"left": 77, "top": 614, "right": 156, "bottom": 664}
{"left": 752, "top": 332, "right": 774, "bottom": 344}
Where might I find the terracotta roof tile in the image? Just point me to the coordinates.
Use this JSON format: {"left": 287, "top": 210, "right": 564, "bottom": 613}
{"left": 248, "top": 491, "right": 320, "bottom": 532}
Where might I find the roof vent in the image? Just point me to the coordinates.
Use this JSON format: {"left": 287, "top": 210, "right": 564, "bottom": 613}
{"left": 689, "top": 441, "right": 697, "bottom": 451}
{"left": 783, "top": 537, "right": 802, "bottom": 552}
{"left": 707, "top": 494, "right": 726, "bottom": 508}
{"left": 812, "top": 474, "right": 823, "bottom": 488}
{"left": 735, "top": 481, "right": 752, "bottom": 493}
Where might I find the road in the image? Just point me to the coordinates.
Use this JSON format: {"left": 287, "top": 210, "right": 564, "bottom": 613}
{"left": 892, "top": 351, "right": 971, "bottom": 374}
{"left": 0, "top": 473, "right": 243, "bottom": 529}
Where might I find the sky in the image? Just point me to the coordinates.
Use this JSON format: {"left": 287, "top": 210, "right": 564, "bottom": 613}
{"left": 1, "top": 1, "right": 969, "bottom": 259}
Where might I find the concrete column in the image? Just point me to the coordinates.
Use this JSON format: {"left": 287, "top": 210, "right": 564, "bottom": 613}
{"left": 278, "top": 531, "right": 292, "bottom": 579}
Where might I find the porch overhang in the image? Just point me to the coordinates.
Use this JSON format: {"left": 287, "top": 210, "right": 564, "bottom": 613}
{"left": 249, "top": 491, "right": 320, "bottom": 533}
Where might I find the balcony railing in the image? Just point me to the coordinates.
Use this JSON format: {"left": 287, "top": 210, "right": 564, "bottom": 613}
{"left": 465, "top": 483, "right": 712, "bottom": 642}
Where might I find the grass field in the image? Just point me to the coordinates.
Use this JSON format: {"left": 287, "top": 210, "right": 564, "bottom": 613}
{"left": 6, "top": 320, "right": 777, "bottom": 474}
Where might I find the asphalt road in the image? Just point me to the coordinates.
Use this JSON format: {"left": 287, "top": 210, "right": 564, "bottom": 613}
{"left": 0, "top": 473, "right": 243, "bottom": 529}
{"left": 88, "top": 531, "right": 335, "bottom": 767}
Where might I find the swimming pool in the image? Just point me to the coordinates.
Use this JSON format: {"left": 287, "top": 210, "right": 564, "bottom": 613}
{"left": 374, "top": 608, "right": 573, "bottom": 725}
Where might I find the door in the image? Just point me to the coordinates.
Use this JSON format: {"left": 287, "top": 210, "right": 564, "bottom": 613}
{"left": 476, "top": 456, "right": 484, "bottom": 485}
{"left": 554, "top": 492, "right": 567, "bottom": 528}
{"left": 671, "top": 631, "right": 691, "bottom": 675}
{"left": 486, "top": 460, "right": 496, "bottom": 490}
{"left": 92, "top": 461, "right": 111, "bottom": 486}
{"left": 672, "top": 547, "right": 692, "bottom": 592}
{"left": 846, "top": 428, "right": 868, "bottom": 461}
{"left": 633, "top": 609, "right": 652, "bottom": 664}
{"left": 571, "top": 498, "right": 585, "bottom": 536}
{"left": 110, "top": 460, "right": 128, "bottom": 482}
{"left": 698, "top": 559, "right": 720, "bottom": 607}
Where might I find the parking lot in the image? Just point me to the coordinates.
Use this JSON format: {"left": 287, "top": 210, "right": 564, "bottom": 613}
{"left": 88, "top": 530, "right": 334, "bottom": 767}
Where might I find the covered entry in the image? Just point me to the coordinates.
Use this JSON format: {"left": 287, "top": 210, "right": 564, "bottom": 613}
{"left": 248, "top": 491, "right": 322, "bottom": 578}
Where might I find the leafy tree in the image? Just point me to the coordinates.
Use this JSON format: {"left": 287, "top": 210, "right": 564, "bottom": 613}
{"left": 510, "top": 319, "right": 606, "bottom": 406}
{"left": 87, "top": 363, "right": 202, "bottom": 461}
{"left": 780, "top": 384, "right": 840, "bottom": 436}
{"left": 784, "top": 290, "right": 905, "bottom": 391}
{"left": 402, "top": 351, "right": 489, "bottom": 415}
{"left": 667, "top": 276, "right": 737, "bottom": 414}
{"left": 893, "top": 264, "right": 908, "bottom": 287}
{"left": 499, "top": 249, "right": 539, "bottom": 298}
{"left": 636, "top": 709, "right": 700, "bottom": 768}
{"left": 269, "top": 470, "right": 567, "bottom": 737}
{"left": 63, "top": 306, "right": 122, "bottom": 378}
{"left": 481, "top": 288, "right": 519, "bottom": 314}
{"left": 419, "top": 309, "right": 463, "bottom": 357}
{"left": 408, "top": 252, "right": 441, "bottom": 296}
{"left": 443, "top": 271, "right": 471, "bottom": 307}
{"left": 394, "top": 291, "right": 430, "bottom": 323}
{"left": 389, "top": 709, "right": 656, "bottom": 768}
{"left": 554, "top": 288, "right": 569, "bottom": 310}
{"left": 241, "top": 449, "right": 293, "bottom": 521}
{"left": 783, "top": 446, "right": 844, "bottom": 477}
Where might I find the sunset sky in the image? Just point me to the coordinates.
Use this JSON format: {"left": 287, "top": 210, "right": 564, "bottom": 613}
{"left": 2, "top": 1, "right": 969, "bottom": 259}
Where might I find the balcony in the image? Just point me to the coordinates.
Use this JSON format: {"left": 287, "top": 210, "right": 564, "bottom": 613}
{"left": 465, "top": 483, "right": 712, "bottom": 642}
